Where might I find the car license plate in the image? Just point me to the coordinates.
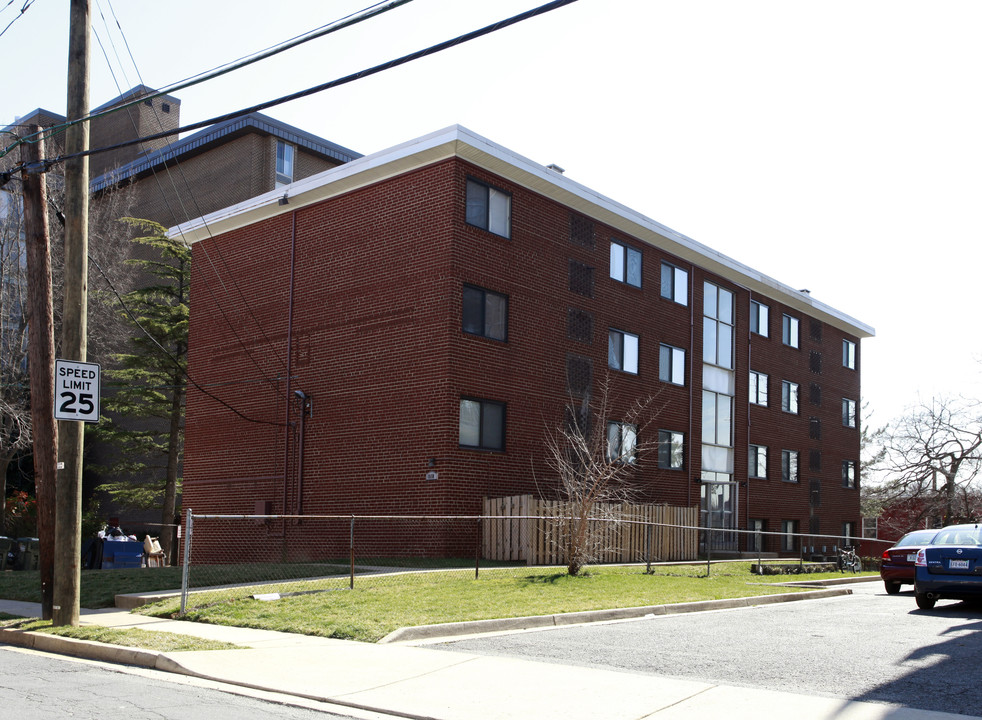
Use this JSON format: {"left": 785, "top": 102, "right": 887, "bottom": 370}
{"left": 906, "top": 553, "right": 917, "bottom": 562}
{"left": 949, "top": 559, "right": 970, "bottom": 570}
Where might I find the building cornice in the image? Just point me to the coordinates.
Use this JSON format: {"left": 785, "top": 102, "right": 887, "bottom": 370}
{"left": 172, "top": 125, "right": 874, "bottom": 339}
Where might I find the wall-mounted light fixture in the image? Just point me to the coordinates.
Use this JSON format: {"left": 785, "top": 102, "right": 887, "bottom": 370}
{"left": 279, "top": 192, "right": 289, "bottom": 206}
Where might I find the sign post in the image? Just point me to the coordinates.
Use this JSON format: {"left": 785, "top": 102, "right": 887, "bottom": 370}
{"left": 54, "top": 359, "right": 100, "bottom": 423}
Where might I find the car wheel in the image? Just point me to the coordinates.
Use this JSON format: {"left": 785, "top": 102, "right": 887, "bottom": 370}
{"left": 916, "top": 592, "right": 936, "bottom": 610}
{"left": 885, "top": 581, "right": 901, "bottom": 595}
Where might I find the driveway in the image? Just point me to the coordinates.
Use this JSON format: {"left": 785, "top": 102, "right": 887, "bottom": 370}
{"left": 438, "top": 581, "right": 982, "bottom": 717}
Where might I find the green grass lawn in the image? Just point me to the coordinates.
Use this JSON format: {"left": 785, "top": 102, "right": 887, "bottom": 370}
{"left": 137, "top": 562, "right": 871, "bottom": 642}
{"left": 1, "top": 562, "right": 874, "bottom": 644}
{"left": 0, "top": 616, "right": 240, "bottom": 652}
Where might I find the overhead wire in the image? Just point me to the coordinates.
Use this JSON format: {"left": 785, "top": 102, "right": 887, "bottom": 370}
{"left": 0, "top": 0, "right": 36, "bottom": 41}
{"left": 94, "top": 0, "right": 303, "bottom": 401}
{"left": 0, "top": 0, "right": 415, "bottom": 159}
{"left": 84, "top": 0, "right": 304, "bottom": 416}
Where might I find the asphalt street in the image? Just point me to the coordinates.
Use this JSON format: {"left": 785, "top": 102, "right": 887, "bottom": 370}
{"left": 0, "top": 645, "right": 372, "bottom": 720}
{"left": 439, "top": 581, "right": 982, "bottom": 717}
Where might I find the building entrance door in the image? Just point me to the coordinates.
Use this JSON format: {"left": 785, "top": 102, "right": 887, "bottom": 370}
{"left": 700, "top": 480, "right": 739, "bottom": 553}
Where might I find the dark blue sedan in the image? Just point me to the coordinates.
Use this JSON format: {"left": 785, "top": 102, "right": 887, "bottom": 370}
{"left": 914, "top": 523, "right": 982, "bottom": 610}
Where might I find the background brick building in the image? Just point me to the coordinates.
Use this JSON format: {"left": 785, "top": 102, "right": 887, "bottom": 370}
{"left": 180, "top": 125, "right": 874, "bottom": 558}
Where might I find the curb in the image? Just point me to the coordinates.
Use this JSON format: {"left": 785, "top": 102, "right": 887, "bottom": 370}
{"left": 380, "top": 587, "right": 852, "bottom": 643}
{"left": 0, "top": 626, "right": 164, "bottom": 668}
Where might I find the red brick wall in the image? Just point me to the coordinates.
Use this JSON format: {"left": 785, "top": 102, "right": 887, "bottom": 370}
{"left": 184, "top": 156, "right": 861, "bottom": 555}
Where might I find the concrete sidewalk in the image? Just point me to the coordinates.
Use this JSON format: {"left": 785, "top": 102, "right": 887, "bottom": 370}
{"left": 0, "top": 588, "right": 972, "bottom": 720}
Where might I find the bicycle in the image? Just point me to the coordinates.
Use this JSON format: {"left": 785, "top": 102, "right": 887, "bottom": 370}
{"left": 837, "top": 545, "right": 861, "bottom": 573}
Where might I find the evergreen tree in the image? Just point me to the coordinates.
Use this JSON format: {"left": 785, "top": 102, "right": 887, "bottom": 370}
{"left": 95, "top": 218, "right": 188, "bottom": 558}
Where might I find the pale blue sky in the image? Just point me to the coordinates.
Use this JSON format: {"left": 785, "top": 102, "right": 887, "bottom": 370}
{"left": 4, "top": 0, "right": 982, "bottom": 426}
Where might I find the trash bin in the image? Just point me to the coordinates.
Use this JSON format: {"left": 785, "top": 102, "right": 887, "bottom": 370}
{"left": 14, "top": 537, "right": 39, "bottom": 571}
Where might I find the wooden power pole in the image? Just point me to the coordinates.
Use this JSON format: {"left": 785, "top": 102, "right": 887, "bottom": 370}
{"left": 21, "top": 126, "right": 58, "bottom": 620}
{"left": 54, "top": 0, "right": 91, "bottom": 627}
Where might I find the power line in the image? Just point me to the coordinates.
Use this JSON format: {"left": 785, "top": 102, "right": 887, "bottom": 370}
{"left": 1, "top": 0, "right": 415, "bottom": 159}
{"left": 5, "top": 0, "right": 580, "bottom": 168}
{"left": 0, "top": 0, "right": 37, "bottom": 41}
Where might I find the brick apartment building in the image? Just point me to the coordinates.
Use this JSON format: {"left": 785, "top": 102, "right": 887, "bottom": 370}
{"left": 178, "top": 125, "right": 874, "bottom": 557}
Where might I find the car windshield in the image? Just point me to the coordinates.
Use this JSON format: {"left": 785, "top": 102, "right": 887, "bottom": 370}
{"left": 931, "top": 527, "right": 982, "bottom": 546}
{"left": 895, "top": 530, "right": 939, "bottom": 547}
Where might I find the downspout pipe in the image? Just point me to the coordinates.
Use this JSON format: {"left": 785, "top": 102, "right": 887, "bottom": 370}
{"left": 283, "top": 211, "right": 298, "bottom": 514}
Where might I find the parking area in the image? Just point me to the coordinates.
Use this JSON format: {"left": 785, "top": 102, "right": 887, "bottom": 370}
{"left": 439, "top": 580, "right": 982, "bottom": 717}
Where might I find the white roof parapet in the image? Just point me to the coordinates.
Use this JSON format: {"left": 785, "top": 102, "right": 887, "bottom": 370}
{"left": 171, "top": 124, "right": 874, "bottom": 339}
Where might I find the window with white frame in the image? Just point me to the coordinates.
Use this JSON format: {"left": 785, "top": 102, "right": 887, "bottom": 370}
{"left": 702, "top": 390, "right": 733, "bottom": 447}
{"left": 782, "top": 449, "right": 799, "bottom": 483}
{"left": 608, "top": 329, "right": 639, "bottom": 374}
{"left": 862, "top": 517, "right": 878, "bottom": 539}
{"left": 750, "top": 371, "right": 768, "bottom": 406}
{"left": 842, "top": 398, "right": 857, "bottom": 428}
{"left": 842, "top": 459, "right": 856, "bottom": 489}
{"left": 750, "top": 300, "right": 769, "bottom": 337}
{"left": 610, "top": 240, "right": 642, "bottom": 288}
{"left": 462, "top": 284, "right": 508, "bottom": 341}
{"left": 459, "top": 397, "right": 505, "bottom": 450}
{"left": 703, "top": 283, "right": 734, "bottom": 369}
{"left": 466, "top": 178, "right": 511, "bottom": 238}
{"left": 658, "top": 430, "right": 684, "bottom": 469}
{"left": 749, "top": 444, "right": 767, "bottom": 479}
{"left": 660, "top": 262, "right": 688, "bottom": 305}
{"left": 843, "top": 339, "right": 857, "bottom": 369}
{"left": 659, "top": 344, "right": 685, "bottom": 385}
{"left": 782, "top": 314, "right": 799, "bottom": 348}
{"left": 606, "top": 421, "right": 637, "bottom": 464}
{"left": 781, "top": 520, "right": 798, "bottom": 551}
{"left": 781, "top": 380, "right": 799, "bottom": 414}
{"left": 275, "top": 140, "right": 294, "bottom": 187}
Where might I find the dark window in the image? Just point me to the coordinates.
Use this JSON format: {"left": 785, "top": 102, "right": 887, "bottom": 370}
{"left": 809, "top": 383, "right": 822, "bottom": 406}
{"left": 810, "top": 319, "right": 823, "bottom": 342}
{"left": 566, "top": 354, "right": 592, "bottom": 397}
{"left": 564, "top": 403, "right": 591, "bottom": 437}
{"left": 842, "top": 460, "right": 857, "bottom": 489}
{"left": 466, "top": 178, "right": 511, "bottom": 238}
{"left": 810, "top": 479, "right": 822, "bottom": 508}
{"left": 810, "top": 351, "right": 822, "bottom": 374}
{"left": 607, "top": 422, "right": 637, "bottom": 464}
{"left": 567, "top": 308, "right": 593, "bottom": 343}
{"left": 750, "top": 300, "right": 769, "bottom": 337}
{"left": 809, "top": 516, "right": 821, "bottom": 535}
{"left": 658, "top": 430, "right": 684, "bottom": 469}
{"left": 659, "top": 344, "right": 685, "bottom": 385}
{"left": 610, "top": 240, "right": 642, "bottom": 287}
{"left": 459, "top": 397, "right": 505, "bottom": 450}
{"left": 782, "top": 314, "right": 799, "bottom": 348}
{"left": 569, "top": 212, "right": 595, "bottom": 248}
{"left": 608, "top": 329, "right": 639, "bottom": 374}
{"left": 809, "top": 417, "right": 822, "bottom": 440}
{"left": 462, "top": 285, "right": 507, "bottom": 341}
{"left": 661, "top": 262, "right": 688, "bottom": 305}
{"left": 568, "top": 260, "right": 594, "bottom": 297}
{"left": 809, "top": 449, "right": 822, "bottom": 471}
{"left": 161, "top": 103, "right": 171, "bottom": 113}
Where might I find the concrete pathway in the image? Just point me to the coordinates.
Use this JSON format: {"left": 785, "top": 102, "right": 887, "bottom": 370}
{"left": 0, "top": 582, "right": 973, "bottom": 720}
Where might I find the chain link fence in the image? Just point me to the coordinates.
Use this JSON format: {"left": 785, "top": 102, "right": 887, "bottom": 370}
{"left": 177, "top": 511, "right": 893, "bottom": 613}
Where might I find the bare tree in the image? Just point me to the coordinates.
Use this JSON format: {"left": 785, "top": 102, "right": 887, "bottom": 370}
{"left": 0, "top": 147, "right": 135, "bottom": 532}
{"left": 870, "top": 396, "right": 982, "bottom": 532}
{"left": 543, "top": 375, "right": 663, "bottom": 576}
{"left": 0, "top": 180, "right": 33, "bottom": 533}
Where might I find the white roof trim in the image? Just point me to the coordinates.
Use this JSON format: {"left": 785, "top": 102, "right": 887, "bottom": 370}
{"left": 171, "top": 124, "right": 874, "bottom": 338}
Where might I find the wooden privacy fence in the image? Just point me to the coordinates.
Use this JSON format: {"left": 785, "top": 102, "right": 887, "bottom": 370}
{"left": 482, "top": 495, "right": 699, "bottom": 565}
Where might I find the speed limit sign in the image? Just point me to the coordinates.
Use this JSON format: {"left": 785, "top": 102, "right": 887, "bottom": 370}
{"left": 54, "top": 359, "right": 101, "bottom": 423}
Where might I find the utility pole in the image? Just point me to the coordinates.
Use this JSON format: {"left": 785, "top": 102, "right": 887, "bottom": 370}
{"left": 54, "top": 0, "right": 91, "bottom": 627}
{"left": 21, "top": 126, "right": 57, "bottom": 620}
